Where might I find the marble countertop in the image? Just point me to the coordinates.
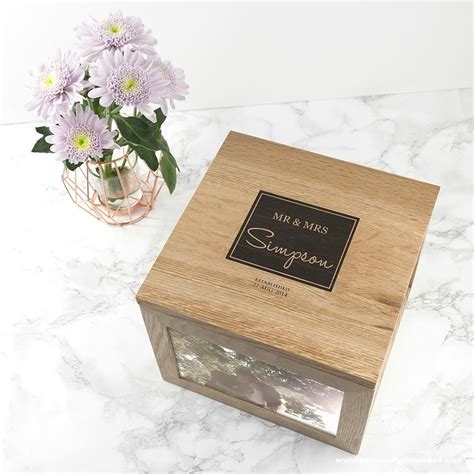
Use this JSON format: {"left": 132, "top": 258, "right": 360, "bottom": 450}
{"left": 1, "top": 89, "right": 472, "bottom": 472}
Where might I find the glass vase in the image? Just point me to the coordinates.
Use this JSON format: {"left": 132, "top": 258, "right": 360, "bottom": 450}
{"left": 88, "top": 152, "right": 143, "bottom": 210}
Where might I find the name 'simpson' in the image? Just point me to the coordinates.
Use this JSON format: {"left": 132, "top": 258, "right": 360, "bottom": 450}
{"left": 245, "top": 227, "right": 334, "bottom": 270}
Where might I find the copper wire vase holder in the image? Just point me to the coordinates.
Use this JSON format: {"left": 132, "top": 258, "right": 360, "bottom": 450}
{"left": 62, "top": 152, "right": 164, "bottom": 225}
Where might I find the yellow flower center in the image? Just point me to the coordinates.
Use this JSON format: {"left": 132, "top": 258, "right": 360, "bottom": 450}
{"left": 108, "top": 23, "right": 122, "bottom": 35}
{"left": 123, "top": 77, "right": 138, "bottom": 93}
{"left": 73, "top": 133, "right": 90, "bottom": 151}
{"left": 42, "top": 72, "right": 56, "bottom": 89}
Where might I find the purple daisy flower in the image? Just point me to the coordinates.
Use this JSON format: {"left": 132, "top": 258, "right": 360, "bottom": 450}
{"left": 76, "top": 11, "right": 157, "bottom": 61}
{"left": 26, "top": 50, "right": 85, "bottom": 120}
{"left": 154, "top": 57, "right": 189, "bottom": 115}
{"left": 46, "top": 106, "right": 117, "bottom": 164}
{"left": 88, "top": 47, "right": 169, "bottom": 122}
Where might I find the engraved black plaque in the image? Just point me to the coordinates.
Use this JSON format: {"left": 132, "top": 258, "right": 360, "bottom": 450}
{"left": 226, "top": 191, "right": 359, "bottom": 291}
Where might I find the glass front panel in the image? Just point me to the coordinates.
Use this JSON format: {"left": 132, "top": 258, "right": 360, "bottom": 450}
{"left": 168, "top": 328, "right": 344, "bottom": 435}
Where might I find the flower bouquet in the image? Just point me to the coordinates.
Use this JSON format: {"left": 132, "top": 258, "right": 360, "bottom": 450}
{"left": 26, "top": 12, "right": 188, "bottom": 223}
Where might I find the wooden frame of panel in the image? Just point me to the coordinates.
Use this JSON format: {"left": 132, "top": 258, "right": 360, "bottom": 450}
{"left": 139, "top": 302, "right": 373, "bottom": 454}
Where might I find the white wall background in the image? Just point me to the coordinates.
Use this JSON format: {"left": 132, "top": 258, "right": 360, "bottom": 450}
{"left": 1, "top": 1, "right": 472, "bottom": 124}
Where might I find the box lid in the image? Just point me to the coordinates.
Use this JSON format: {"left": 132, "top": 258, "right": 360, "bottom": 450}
{"left": 137, "top": 132, "right": 439, "bottom": 387}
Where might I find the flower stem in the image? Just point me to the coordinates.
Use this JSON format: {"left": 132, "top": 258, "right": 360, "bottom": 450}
{"left": 87, "top": 97, "right": 94, "bottom": 112}
{"left": 106, "top": 110, "right": 112, "bottom": 130}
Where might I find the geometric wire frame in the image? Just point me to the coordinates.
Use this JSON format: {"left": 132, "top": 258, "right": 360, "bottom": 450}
{"left": 62, "top": 150, "right": 164, "bottom": 225}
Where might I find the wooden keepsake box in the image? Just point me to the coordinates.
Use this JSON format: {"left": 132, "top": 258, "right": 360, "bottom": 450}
{"left": 137, "top": 132, "right": 439, "bottom": 454}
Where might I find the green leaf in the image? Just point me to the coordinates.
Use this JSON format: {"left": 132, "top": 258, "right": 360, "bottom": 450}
{"left": 169, "top": 155, "right": 179, "bottom": 171}
{"left": 130, "top": 144, "right": 159, "bottom": 171}
{"left": 154, "top": 132, "right": 169, "bottom": 152}
{"left": 32, "top": 126, "right": 53, "bottom": 152}
{"left": 153, "top": 133, "right": 180, "bottom": 171}
{"left": 90, "top": 97, "right": 107, "bottom": 117}
{"left": 152, "top": 108, "right": 167, "bottom": 128}
{"left": 32, "top": 136, "right": 52, "bottom": 153}
{"left": 113, "top": 110, "right": 178, "bottom": 179}
{"left": 35, "top": 126, "right": 52, "bottom": 136}
{"left": 63, "top": 160, "right": 83, "bottom": 171}
{"left": 114, "top": 115, "right": 161, "bottom": 151}
{"left": 133, "top": 108, "right": 167, "bottom": 128}
{"left": 160, "top": 152, "right": 177, "bottom": 193}
{"left": 164, "top": 152, "right": 179, "bottom": 171}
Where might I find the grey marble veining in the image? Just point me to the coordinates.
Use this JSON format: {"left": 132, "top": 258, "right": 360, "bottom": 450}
{"left": 1, "top": 88, "right": 472, "bottom": 472}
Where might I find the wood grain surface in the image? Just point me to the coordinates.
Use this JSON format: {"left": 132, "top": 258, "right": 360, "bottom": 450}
{"left": 137, "top": 131, "right": 439, "bottom": 387}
